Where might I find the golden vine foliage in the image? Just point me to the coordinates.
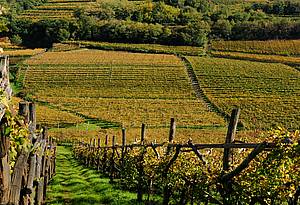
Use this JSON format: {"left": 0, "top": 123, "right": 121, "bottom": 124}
{"left": 0, "top": 92, "right": 30, "bottom": 171}
{"left": 73, "top": 129, "right": 299, "bottom": 204}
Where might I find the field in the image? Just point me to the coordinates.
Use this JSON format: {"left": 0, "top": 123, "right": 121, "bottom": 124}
{"left": 22, "top": 49, "right": 227, "bottom": 143}
{"left": 17, "top": 0, "right": 95, "bottom": 21}
{"left": 62, "top": 41, "right": 206, "bottom": 56}
{"left": 24, "top": 49, "right": 195, "bottom": 99}
{"left": 211, "top": 40, "right": 300, "bottom": 56}
{"left": 211, "top": 51, "right": 300, "bottom": 66}
{"left": 187, "top": 56, "right": 300, "bottom": 129}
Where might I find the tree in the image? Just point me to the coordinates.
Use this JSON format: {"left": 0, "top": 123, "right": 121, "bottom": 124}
{"left": 179, "top": 20, "right": 210, "bottom": 46}
{"left": 211, "top": 19, "right": 232, "bottom": 39}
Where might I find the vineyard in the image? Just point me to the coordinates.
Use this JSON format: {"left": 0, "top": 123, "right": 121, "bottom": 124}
{"left": 62, "top": 41, "right": 206, "bottom": 56}
{"left": 21, "top": 49, "right": 228, "bottom": 143}
{"left": 2, "top": 0, "right": 300, "bottom": 203}
{"left": 71, "top": 110, "right": 300, "bottom": 205}
{"left": 211, "top": 40, "right": 300, "bottom": 56}
{"left": 186, "top": 56, "right": 300, "bottom": 130}
{"left": 18, "top": 0, "right": 97, "bottom": 21}
{"left": 23, "top": 49, "right": 196, "bottom": 99}
{"left": 211, "top": 51, "right": 300, "bottom": 67}
{"left": 2, "top": 38, "right": 299, "bottom": 205}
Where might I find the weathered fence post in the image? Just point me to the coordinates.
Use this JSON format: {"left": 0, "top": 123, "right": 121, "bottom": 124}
{"left": 93, "top": 138, "right": 96, "bottom": 166}
{"left": 19, "top": 101, "right": 29, "bottom": 124}
{"left": 167, "top": 118, "right": 175, "bottom": 155}
{"left": 103, "top": 135, "right": 109, "bottom": 173}
{"left": 163, "top": 118, "right": 177, "bottom": 204}
{"left": 35, "top": 132, "right": 47, "bottom": 205}
{"left": 223, "top": 108, "right": 240, "bottom": 171}
{"left": 9, "top": 102, "right": 36, "bottom": 205}
{"left": 0, "top": 56, "right": 11, "bottom": 204}
{"left": 121, "top": 128, "right": 126, "bottom": 170}
{"left": 141, "top": 123, "right": 146, "bottom": 142}
{"left": 97, "top": 136, "right": 101, "bottom": 171}
{"left": 29, "top": 102, "right": 36, "bottom": 130}
{"left": 110, "top": 136, "right": 116, "bottom": 183}
{"left": 137, "top": 124, "right": 146, "bottom": 203}
{"left": 0, "top": 122, "right": 11, "bottom": 204}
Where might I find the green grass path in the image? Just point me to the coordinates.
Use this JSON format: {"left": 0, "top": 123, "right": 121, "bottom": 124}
{"left": 46, "top": 146, "right": 137, "bottom": 205}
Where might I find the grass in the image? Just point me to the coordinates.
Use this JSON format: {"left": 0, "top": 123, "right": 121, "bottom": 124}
{"left": 46, "top": 146, "right": 140, "bottom": 205}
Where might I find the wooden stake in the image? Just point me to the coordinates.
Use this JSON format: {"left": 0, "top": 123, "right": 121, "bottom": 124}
{"left": 141, "top": 123, "right": 146, "bottom": 143}
{"left": 167, "top": 118, "right": 176, "bottom": 155}
{"left": 29, "top": 102, "right": 36, "bottom": 131}
{"left": 223, "top": 108, "right": 240, "bottom": 171}
{"left": 169, "top": 118, "right": 176, "bottom": 143}
{"left": 110, "top": 136, "right": 116, "bottom": 183}
{"left": 19, "top": 102, "right": 29, "bottom": 124}
{"left": 103, "top": 135, "right": 109, "bottom": 173}
{"left": 121, "top": 128, "right": 126, "bottom": 170}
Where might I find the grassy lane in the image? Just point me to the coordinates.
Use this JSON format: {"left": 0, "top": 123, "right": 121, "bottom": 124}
{"left": 46, "top": 146, "right": 137, "bottom": 205}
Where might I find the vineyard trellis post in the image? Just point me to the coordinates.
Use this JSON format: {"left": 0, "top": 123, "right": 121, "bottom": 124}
{"left": 137, "top": 124, "right": 146, "bottom": 202}
{"left": 167, "top": 118, "right": 176, "bottom": 155}
{"left": 223, "top": 108, "right": 240, "bottom": 171}
{"left": 103, "top": 135, "right": 108, "bottom": 173}
{"left": 141, "top": 123, "right": 146, "bottom": 142}
{"left": 163, "top": 118, "right": 177, "bottom": 205}
{"left": 18, "top": 101, "right": 29, "bottom": 124}
{"left": 29, "top": 102, "right": 36, "bottom": 131}
{"left": 110, "top": 136, "right": 116, "bottom": 183}
{"left": 121, "top": 128, "right": 126, "bottom": 171}
{"left": 97, "top": 137, "right": 101, "bottom": 171}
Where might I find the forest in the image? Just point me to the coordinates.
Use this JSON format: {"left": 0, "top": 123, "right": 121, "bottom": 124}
{"left": 0, "top": 0, "right": 299, "bottom": 47}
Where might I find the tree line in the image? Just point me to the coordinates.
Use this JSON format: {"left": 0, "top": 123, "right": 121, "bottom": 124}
{"left": 1, "top": 0, "right": 300, "bottom": 47}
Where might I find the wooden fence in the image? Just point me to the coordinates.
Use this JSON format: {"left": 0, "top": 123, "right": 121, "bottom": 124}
{"left": 0, "top": 55, "right": 56, "bottom": 205}
{"left": 0, "top": 103, "right": 56, "bottom": 205}
{"left": 73, "top": 108, "right": 298, "bottom": 204}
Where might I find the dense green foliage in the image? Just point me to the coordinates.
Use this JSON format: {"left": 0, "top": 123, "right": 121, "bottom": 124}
{"left": 251, "top": 0, "right": 300, "bottom": 15}
{"left": 0, "top": 0, "right": 299, "bottom": 47}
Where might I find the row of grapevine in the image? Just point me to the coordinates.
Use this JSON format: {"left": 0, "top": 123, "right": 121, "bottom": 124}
{"left": 72, "top": 109, "right": 300, "bottom": 204}
{"left": 211, "top": 51, "right": 300, "bottom": 66}
{"left": 187, "top": 56, "right": 300, "bottom": 129}
{"left": 211, "top": 40, "right": 300, "bottom": 56}
{"left": 17, "top": 0, "right": 97, "bottom": 21}
{"left": 23, "top": 49, "right": 224, "bottom": 131}
{"left": 62, "top": 41, "right": 206, "bottom": 56}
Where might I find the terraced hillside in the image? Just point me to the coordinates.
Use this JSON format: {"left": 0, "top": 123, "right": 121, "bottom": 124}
{"left": 211, "top": 40, "right": 300, "bottom": 56}
{"left": 18, "top": 0, "right": 97, "bottom": 20}
{"left": 210, "top": 39, "right": 300, "bottom": 67}
{"left": 22, "top": 49, "right": 226, "bottom": 143}
{"left": 187, "top": 56, "right": 300, "bottom": 129}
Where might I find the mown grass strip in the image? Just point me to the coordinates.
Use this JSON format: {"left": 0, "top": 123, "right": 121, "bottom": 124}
{"left": 46, "top": 146, "right": 138, "bottom": 205}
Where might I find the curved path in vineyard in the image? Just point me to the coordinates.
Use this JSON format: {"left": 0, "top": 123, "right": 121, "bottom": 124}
{"left": 46, "top": 146, "right": 136, "bottom": 205}
{"left": 180, "top": 56, "right": 230, "bottom": 122}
